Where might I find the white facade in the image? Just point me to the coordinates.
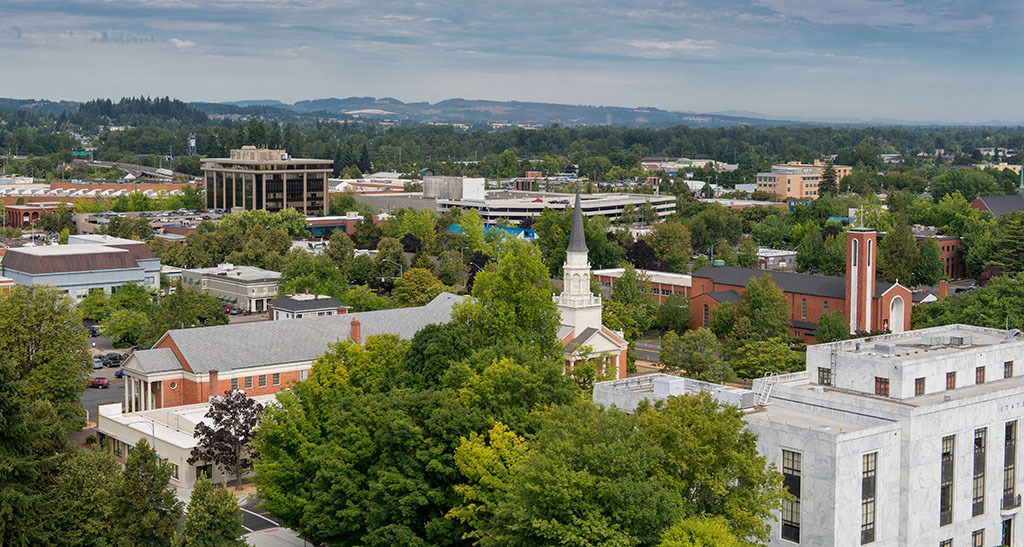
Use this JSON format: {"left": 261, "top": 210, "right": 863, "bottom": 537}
{"left": 595, "top": 325, "right": 1024, "bottom": 547}
{"left": 180, "top": 263, "right": 280, "bottom": 312}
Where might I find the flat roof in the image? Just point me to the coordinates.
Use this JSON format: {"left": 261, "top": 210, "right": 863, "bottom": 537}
{"left": 6, "top": 243, "right": 127, "bottom": 256}
{"left": 745, "top": 402, "right": 871, "bottom": 434}
{"left": 821, "top": 325, "right": 1022, "bottom": 364}
{"left": 593, "top": 267, "right": 691, "bottom": 287}
{"left": 182, "top": 264, "right": 281, "bottom": 281}
{"left": 69, "top": 234, "right": 144, "bottom": 245}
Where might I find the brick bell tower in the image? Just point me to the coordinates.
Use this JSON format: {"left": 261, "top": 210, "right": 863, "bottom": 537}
{"left": 845, "top": 228, "right": 877, "bottom": 334}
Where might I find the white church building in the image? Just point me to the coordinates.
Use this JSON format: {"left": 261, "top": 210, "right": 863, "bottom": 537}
{"left": 555, "top": 192, "right": 630, "bottom": 379}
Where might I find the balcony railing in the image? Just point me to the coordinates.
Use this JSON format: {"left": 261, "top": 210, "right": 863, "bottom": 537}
{"left": 1002, "top": 493, "right": 1021, "bottom": 510}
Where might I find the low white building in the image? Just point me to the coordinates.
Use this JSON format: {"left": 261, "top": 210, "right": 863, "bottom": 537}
{"left": 595, "top": 324, "right": 1024, "bottom": 547}
{"left": 96, "top": 395, "right": 277, "bottom": 489}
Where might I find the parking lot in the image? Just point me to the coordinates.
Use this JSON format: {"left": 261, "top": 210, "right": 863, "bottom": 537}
{"left": 82, "top": 333, "right": 127, "bottom": 420}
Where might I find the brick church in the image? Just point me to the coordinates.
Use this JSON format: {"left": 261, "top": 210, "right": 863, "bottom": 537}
{"left": 688, "top": 228, "right": 913, "bottom": 343}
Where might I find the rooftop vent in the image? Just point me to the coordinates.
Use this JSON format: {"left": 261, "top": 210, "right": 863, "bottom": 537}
{"left": 874, "top": 343, "right": 895, "bottom": 355}
{"left": 921, "top": 336, "right": 944, "bottom": 347}
{"left": 950, "top": 335, "right": 973, "bottom": 347}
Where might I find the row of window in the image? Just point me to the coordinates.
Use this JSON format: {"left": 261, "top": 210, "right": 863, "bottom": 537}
{"left": 940, "top": 422, "right": 1017, "bottom": 530}
{"left": 781, "top": 449, "right": 878, "bottom": 545}
{"left": 875, "top": 361, "right": 1014, "bottom": 397}
{"left": 230, "top": 373, "right": 281, "bottom": 391}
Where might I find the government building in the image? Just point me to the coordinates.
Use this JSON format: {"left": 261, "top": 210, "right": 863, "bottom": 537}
{"left": 595, "top": 324, "right": 1024, "bottom": 547}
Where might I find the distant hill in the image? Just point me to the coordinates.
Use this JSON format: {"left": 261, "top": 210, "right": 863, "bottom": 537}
{"left": 285, "top": 96, "right": 792, "bottom": 127}
{"left": 0, "top": 98, "right": 79, "bottom": 115}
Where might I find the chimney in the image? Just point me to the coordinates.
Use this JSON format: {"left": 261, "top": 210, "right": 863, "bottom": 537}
{"left": 267, "top": 305, "right": 275, "bottom": 320}
{"left": 350, "top": 318, "right": 361, "bottom": 344}
{"left": 938, "top": 280, "right": 949, "bottom": 299}
{"left": 209, "top": 370, "right": 219, "bottom": 399}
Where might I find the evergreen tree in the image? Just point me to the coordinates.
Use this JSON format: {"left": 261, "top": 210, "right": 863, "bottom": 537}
{"left": 110, "top": 439, "right": 183, "bottom": 547}
{"left": 818, "top": 160, "right": 838, "bottom": 195}
{"left": 914, "top": 239, "right": 944, "bottom": 286}
{"left": 992, "top": 212, "right": 1024, "bottom": 274}
{"left": 816, "top": 309, "right": 850, "bottom": 343}
{"left": 877, "top": 221, "right": 918, "bottom": 285}
{"left": 174, "top": 474, "right": 247, "bottom": 547}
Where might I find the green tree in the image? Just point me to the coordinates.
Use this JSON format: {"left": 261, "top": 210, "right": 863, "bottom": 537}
{"left": 101, "top": 308, "right": 150, "bottom": 346}
{"left": 47, "top": 450, "right": 120, "bottom": 546}
{"left": 914, "top": 273, "right": 1024, "bottom": 330}
{"left": 820, "top": 233, "right": 847, "bottom": 275}
{"left": 914, "top": 239, "right": 944, "bottom": 286}
{"left": 610, "top": 264, "right": 654, "bottom": 334}
{"left": 654, "top": 292, "right": 691, "bottom": 332}
{"left": 732, "top": 274, "right": 791, "bottom": 345}
{"left": 731, "top": 338, "right": 799, "bottom": 378}
{"left": 991, "top": 212, "right": 1024, "bottom": 274}
{"left": 392, "top": 267, "right": 445, "bottom": 307}
{"left": 0, "top": 285, "right": 91, "bottom": 432}
{"left": 174, "top": 473, "right": 247, "bottom": 547}
{"left": 660, "top": 328, "right": 731, "bottom": 382}
{"left": 684, "top": 203, "right": 742, "bottom": 254}
{"left": 140, "top": 285, "right": 228, "bottom": 347}
{"left": 38, "top": 205, "right": 76, "bottom": 233}
{"left": 374, "top": 236, "right": 408, "bottom": 279}
{"left": 815, "top": 309, "right": 850, "bottom": 343}
{"left": 0, "top": 360, "right": 68, "bottom": 545}
{"left": 349, "top": 253, "right": 375, "bottom": 285}
{"left": 659, "top": 516, "right": 744, "bottom": 547}
{"left": 877, "top": 221, "right": 918, "bottom": 285}
{"left": 457, "top": 239, "right": 560, "bottom": 357}
{"left": 818, "top": 160, "right": 838, "bottom": 196}
{"left": 796, "top": 230, "right": 824, "bottom": 272}
{"left": 650, "top": 221, "right": 692, "bottom": 273}
{"left": 280, "top": 254, "right": 347, "bottom": 299}
{"left": 496, "top": 149, "right": 519, "bottom": 179}
{"left": 326, "top": 230, "right": 355, "bottom": 276}
{"left": 109, "top": 438, "right": 183, "bottom": 547}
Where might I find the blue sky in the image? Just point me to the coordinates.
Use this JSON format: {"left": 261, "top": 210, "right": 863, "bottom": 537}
{"left": 2, "top": 0, "right": 1022, "bottom": 123}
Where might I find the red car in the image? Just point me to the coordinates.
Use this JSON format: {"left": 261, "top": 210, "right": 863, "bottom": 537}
{"left": 89, "top": 377, "right": 110, "bottom": 389}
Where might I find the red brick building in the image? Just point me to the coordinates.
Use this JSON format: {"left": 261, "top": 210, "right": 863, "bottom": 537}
{"left": 120, "top": 292, "right": 463, "bottom": 411}
{"left": 688, "top": 229, "right": 912, "bottom": 343}
{"left": 593, "top": 268, "right": 692, "bottom": 305}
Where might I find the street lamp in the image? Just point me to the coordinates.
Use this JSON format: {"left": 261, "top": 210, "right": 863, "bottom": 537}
{"left": 125, "top": 419, "right": 158, "bottom": 456}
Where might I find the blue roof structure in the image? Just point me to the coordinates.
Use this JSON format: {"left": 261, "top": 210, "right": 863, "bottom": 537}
{"left": 445, "top": 224, "right": 538, "bottom": 242}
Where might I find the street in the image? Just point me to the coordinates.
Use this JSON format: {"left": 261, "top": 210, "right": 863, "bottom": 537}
{"left": 83, "top": 333, "right": 126, "bottom": 421}
{"left": 634, "top": 338, "right": 662, "bottom": 364}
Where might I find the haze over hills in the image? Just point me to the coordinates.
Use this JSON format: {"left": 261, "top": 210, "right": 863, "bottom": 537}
{"left": 1, "top": 96, "right": 1021, "bottom": 128}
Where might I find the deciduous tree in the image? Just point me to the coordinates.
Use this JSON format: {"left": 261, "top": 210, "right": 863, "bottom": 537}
{"left": 188, "top": 390, "right": 265, "bottom": 490}
{"left": 174, "top": 473, "right": 247, "bottom": 547}
{"left": 110, "top": 438, "right": 183, "bottom": 547}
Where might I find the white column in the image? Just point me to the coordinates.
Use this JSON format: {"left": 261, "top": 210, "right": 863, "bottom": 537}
{"left": 146, "top": 381, "right": 153, "bottom": 411}
{"left": 124, "top": 375, "right": 129, "bottom": 412}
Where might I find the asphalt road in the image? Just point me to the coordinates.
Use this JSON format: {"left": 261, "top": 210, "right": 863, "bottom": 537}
{"left": 634, "top": 339, "right": 662, "bottom": 364}
{"left": 240, "top": 497, "right": 284, "bottom": 533}
{"left": 82, "top": 333, "right": 127, "bottom": 420}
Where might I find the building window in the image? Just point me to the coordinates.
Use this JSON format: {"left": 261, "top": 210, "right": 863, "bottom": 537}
{"left": 1004, "top": 518, "right": 1014, "bottom": 547}
{"left": 941, "top": 435, "right": 955, "bottom": 526}
{"left": 868, "top": 239, "right": 873, "bottom": 267}
{"left": 1005, "top": 421, "right": 1017, "bottom": 510}
{"left": 915, "top": 377, "right": 926, "bottom": 396}
{"left": 781, "top": 450, "right": 801, "bottom": 543}
{"left": 244, "top": 376, "right": 253, "bottom": 390}
{"left": 1006, "top": 361, "right": 1014, "bottom": 379}
{"left": 823, "top": 300, "right": 829, "bottom": 312}
{"left": 113, "top": 440, "right": 122, "bottom": 457}
{"left": 169, "top": 381, "right": 177, "bottom": 390}
{"left": 972, "top": 530, "right": 983, "bottom": 547}
{"left": 974, "top": 428, "right": 986, "bottom": 516}
{"left": 272, "top": 373, "right": 280, "bottom": 386}
{"left": 801, "top": 298, "right": 807, "bottom": 318}
{"left": 977, "top": 366, "right": 986, "bottom": 384}
{"left": 299, "top": 369, "right": 308, "bottom": 381}
{"left": 946, "top": 372, "right": 956, "bottom": 390}
{"left": 258, "top": 375, "right": 267, "bottom": 388}
{"left": 862, "top": 452, "right": 877, "bottom": 544}
{"left": 702, "top": 305, "right": 709, "bottom": 328}
{"left": 818, "top": 367, "right": 832, "bottom": 387}
{"left": 874, "top": 377, "right": 890, "bottom": 397}
{"left": 939, "top": 540, "right": 952, "bottom": 547}
{"left": 170, "top": 462, "right": 179, "bottom": 480}
{"left": 230, "top": 378, "right": 238, "bottom": 391}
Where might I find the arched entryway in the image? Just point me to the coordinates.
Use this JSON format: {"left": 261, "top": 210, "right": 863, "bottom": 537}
{"left": 889, "top": 296, "right": 905, "bottom": 333}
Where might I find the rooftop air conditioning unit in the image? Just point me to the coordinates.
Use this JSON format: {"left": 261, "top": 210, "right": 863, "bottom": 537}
{"left": 950, "top": 336, "right": 967, "bottom": 346}
{"left": 921, "top": 336, "right": 943, "bottom": 347}
{"left": 874, "top": 343, "right": 895, "bottom": 355}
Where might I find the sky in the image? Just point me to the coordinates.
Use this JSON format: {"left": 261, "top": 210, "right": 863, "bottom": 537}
{"left": 2, "top": 0, "right": 1023, "bottom": 123}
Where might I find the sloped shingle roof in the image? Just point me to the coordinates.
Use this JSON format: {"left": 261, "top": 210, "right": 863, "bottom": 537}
{"left": 692, "top": 265, "right": 895, "bottom": 300}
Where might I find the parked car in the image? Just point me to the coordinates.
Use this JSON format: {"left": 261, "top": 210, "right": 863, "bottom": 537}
{"left": 88, "top": 325, "right": 100, "bottom": 337}
{"left": 114, "top": 369, "right": 125, "bottom": 379}
{"left": 89, "top": 377, "right": 110, "bottom": 389}
{"left": 224, "top": 306, "right": 233, "bottom": 314}
{"left": 229, "top": 307, "right": 241, "bottom": 315}
{"left": 92, "top": 358, "right": 104, "bottom": 369}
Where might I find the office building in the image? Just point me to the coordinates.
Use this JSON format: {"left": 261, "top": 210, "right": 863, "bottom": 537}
{"left": 756, "top": 160, "right": 852, "bottom": 200}
{"left": 200, "top": 146, "right": 333, "bottom": 215}
{"left": 592, "top": 268, "right": 692, "bottom": 305}
{"left": 595, "top": 324, "right": 1024, "bottom": 547}
{"left": 268, "top": 293, "right": 347, "bottom": 319}
{"left": 179, "top": 263, "right": 281, "bottom": 313}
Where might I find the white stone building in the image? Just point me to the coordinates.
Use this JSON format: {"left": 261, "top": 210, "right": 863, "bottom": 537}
{"left": 179, "top": 263, "right": 280, "bottom": 312}
{"left": 594, "top": 324, "right": 1024, "bottom": 547}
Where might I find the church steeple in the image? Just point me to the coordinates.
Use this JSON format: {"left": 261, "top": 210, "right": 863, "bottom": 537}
{"left": 567, "top": 191, "right": 588, "bottom": 253}
{"left": 556, "top": 191, "right": 603, "bottom": 333}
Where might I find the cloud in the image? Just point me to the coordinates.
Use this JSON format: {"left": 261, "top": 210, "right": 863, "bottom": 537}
{"left": 91, "top": 30, "right": 158, "bottom": 44}
{"left": 10, "top": 25, "right": 23, "bottom": 39}
{"left": 170, "top": 37, "right": 195, "bottom": 49}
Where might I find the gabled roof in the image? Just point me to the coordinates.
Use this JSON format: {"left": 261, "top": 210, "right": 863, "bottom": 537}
{"left": 129, "top": 348, "right": 182, "bottom": 373}
{"left": 691, "top": 265, "right": 896, "bottom": 300}
{"left": 706, "top": 290, "right": 741, "bottom": 304}
{"left": 974, "top": 195, "right": 1024, "bottom": 218}
{"left": 1, "top": 244, "right": 139, "bottom": 274}
{"left": 134, "top": 292, "right": 465, "bottom": 375}
{"left": 269, "top": 294, "right": 345, "bottom": 312}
